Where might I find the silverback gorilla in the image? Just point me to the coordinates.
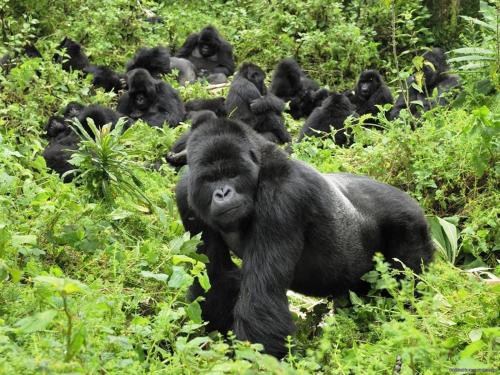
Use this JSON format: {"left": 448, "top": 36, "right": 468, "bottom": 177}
{"left": 176, "top": 117, "right": 434, "bottom": 358}
{"left": 176, "top": 26, "right": 235, "bottom": 84}
{"left": 390, "top": 48, "right": 460, "bottom": 120}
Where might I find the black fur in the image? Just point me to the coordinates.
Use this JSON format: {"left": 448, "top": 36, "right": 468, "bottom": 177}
{"left": 43, "top": 105, "right": 122, "bottom": 181}
{"left": 165, "top": 110, "right": 218, "bottom": 168}
{"left": 270, "top": 58, "right": 326, "bottom": 119}
{"left": 185, "top": 97, "right": 227, "bottom": 118}
{"left": 44, "top": 102, "right": 85, "bottom": 140}
{"left": 390, "top": 48, "right": 461, "bottom": 120}
{"left": 117, "top": 68, "right": 185, "bottom": 127}
{"left": 225, "top": 63, "right": 291, "bottom": 144}
{"left": 76, "top": 105, "right": 121, "bottom": 136}
{"left": 126, "top": 46, "right": 171, "bottom": 78}
{"left": 299, "top": 93, "right": 356, "bottom": 145}
{"left": 176, "top": 116, "right": 434, "bottom": 358}
{"left": 84, "top": 65, "right": 125, "bottom": 92}
{"left": 53, "top": 37, "right": 90, "bottom": 72}
{"left": 176, "top": 26, "right": 235, "bottom": 83}
{"left": 349, "top": 70, "right": 393, "bottom": 124}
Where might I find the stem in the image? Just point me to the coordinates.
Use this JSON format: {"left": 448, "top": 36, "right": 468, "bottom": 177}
{"left": 62, "top": 293, "right": 73, "bottom": 362}
{"left": 496, "top": 2, "right": 499, "bottom": 74}
{"left": 391, "top": 0, "right": 410, "bottom": 112}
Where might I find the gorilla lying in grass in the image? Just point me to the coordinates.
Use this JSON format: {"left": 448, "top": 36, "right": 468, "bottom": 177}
{"left": 43, "top": 104, "right": 123, "bottom": 181}
{"left": 176, "top": 116, "right": 434, "bottom": 358}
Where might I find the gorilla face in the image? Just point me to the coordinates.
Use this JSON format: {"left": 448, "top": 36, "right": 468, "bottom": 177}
{"left": 126, "top": 68, "right": 157, "bottom": 112}
{"left": 422, "top": 48, "right": 448, "bottom": 89}
{"left": 199, "top": 27, "right": 220, "bottom": 57}
{"left": 240, "top": 63, "right": 266, "bottom": 95}
{"left": 187, "top": 118, "right": 259, "bottom": 230}
{"left": 356, "top": 70, "right": 382, "bottom": 100}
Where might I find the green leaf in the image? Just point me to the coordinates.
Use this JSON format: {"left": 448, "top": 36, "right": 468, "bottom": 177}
{"left": 67, "top": 326, "right": 86, "bottom": 361}
{"left": 34, "top": 276, "right": 87, "bottom": 294}
{"left": 469, "top": 329, "right": 482, "bottom": 342}
{"left": 140, "top": 271, "right": 169, "bottom": 282}
{"left": 14, "top": 310, "right": 57, "bottom": 334}
{"left": 12, "top": 235, "right": 37, "bottom": 247}
{"left": 168, "top": 266, "right": 194, "bottom": 289}
{"left": 349, "top": 291, "right": 363, "bottom": 306}
{"left": 185, "top": 301, "right": 202, "bottom": 323}
{"left": 172, "top": 254, "right": 196, "bottom": 265}
{"left": 460, "top": 340, "right": 486, "bottom": 358}
{"left": 198, "top": 271, "right": 211, "bottom": 292}
{"left": 109, "top": 208, "right": 133, "bottom": 220}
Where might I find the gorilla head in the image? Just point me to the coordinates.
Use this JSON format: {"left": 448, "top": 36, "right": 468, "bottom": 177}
{"left": 126, "top": 68, "right": 157, "bottom": 114}
{"left": 239, "top": 62, "right": 266, "bottom": 95}
{"left": 422, "top": 48, "right": 449, "bottom": 88}
{"left": 63, "top": 102, "right": 85, "bottom": 118}
{"left": 126, "top": 46, "right": 171, "bottom": 78}
{"left": 356, "top": 70, "right": 383, "bottom": 100}
{"left": 187, "top": 118, "right": 260, "bottom": 231}
{"left": 53, "top": 37, "right": 90, "bottom": 71}
{"left": 76, "top": 105, "right": 121, "bottom": 136}
{"left": 198, "top": 26, "right": 222, "bottom": 57}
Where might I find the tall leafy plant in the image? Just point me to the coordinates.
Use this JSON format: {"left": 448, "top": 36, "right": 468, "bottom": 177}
{"left": 449, "top": 1, "right": 499, "bottom": 80}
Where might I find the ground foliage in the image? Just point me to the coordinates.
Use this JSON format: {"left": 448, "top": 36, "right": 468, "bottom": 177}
{"left": 0, "top": 0, "right": 499, "bottom": 373}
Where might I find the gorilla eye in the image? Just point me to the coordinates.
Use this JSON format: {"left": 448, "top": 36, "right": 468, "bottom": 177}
{"left": 226, "top": 170, "right": 238, "bottom": 178}
{"left": 249, "top": 150, "right": 258, "bottom": 164}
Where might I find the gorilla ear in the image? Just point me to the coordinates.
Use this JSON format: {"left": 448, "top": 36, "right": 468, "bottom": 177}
{"left": 190, "top": 110, "right": 217, "bottom": 129}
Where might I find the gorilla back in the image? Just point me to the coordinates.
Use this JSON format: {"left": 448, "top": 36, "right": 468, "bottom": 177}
{"left": 176, "top": 117, "right": 434, "bottom": 358}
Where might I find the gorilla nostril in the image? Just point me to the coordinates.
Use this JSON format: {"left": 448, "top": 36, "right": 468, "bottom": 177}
{"left": 223, "top": 186, "right": 233, "bottom": 197}
{"left": 213, "top": 186, "right": 234, "bottom": 203}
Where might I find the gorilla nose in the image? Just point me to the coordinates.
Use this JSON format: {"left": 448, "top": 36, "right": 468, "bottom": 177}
{"left": 213, "top": 185, "right": 234, "bottom": 203}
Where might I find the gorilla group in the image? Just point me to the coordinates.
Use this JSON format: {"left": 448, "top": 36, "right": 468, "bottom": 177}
{"left": 176, "top": 116, "right": 434, "bottom": 358}
{"left": 35, "top": 31, "right": 461, "bottom": 360}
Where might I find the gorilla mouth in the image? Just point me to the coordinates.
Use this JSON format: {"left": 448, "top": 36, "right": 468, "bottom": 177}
{"left": 215, "top": 204, "right": 242, "bottom": 217}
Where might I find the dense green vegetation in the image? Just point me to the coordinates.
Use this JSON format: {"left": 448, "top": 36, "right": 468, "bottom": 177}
{"left": 0, "top": 0, "right": 498, "bottom": 373}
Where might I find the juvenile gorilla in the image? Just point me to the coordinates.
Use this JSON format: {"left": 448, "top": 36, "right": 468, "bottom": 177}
{"left": 349, "top": 70, "right": 393, "bottom": 123}
{"left": 53, "top": 37, "right": 90, "bottom": 72}
{"left": 225, "top": 63, "right": 291, "bottom": 144}
{"left": 390, "top": 48, "right": 460, "bottom": 120}
{"left": 176, "top": 26, "right": 235, "bottom": 83}
{"left": 298, "top": 93, "right": 357, "bottom": 146}
{"left": 270, "top": 58, "right": 328, "bottom": 119}
{"left": 176, "top": 117, "right": 434, "bottom": 358}
{"left": 117, "top": 68, "right": 185, "bottom": 127}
